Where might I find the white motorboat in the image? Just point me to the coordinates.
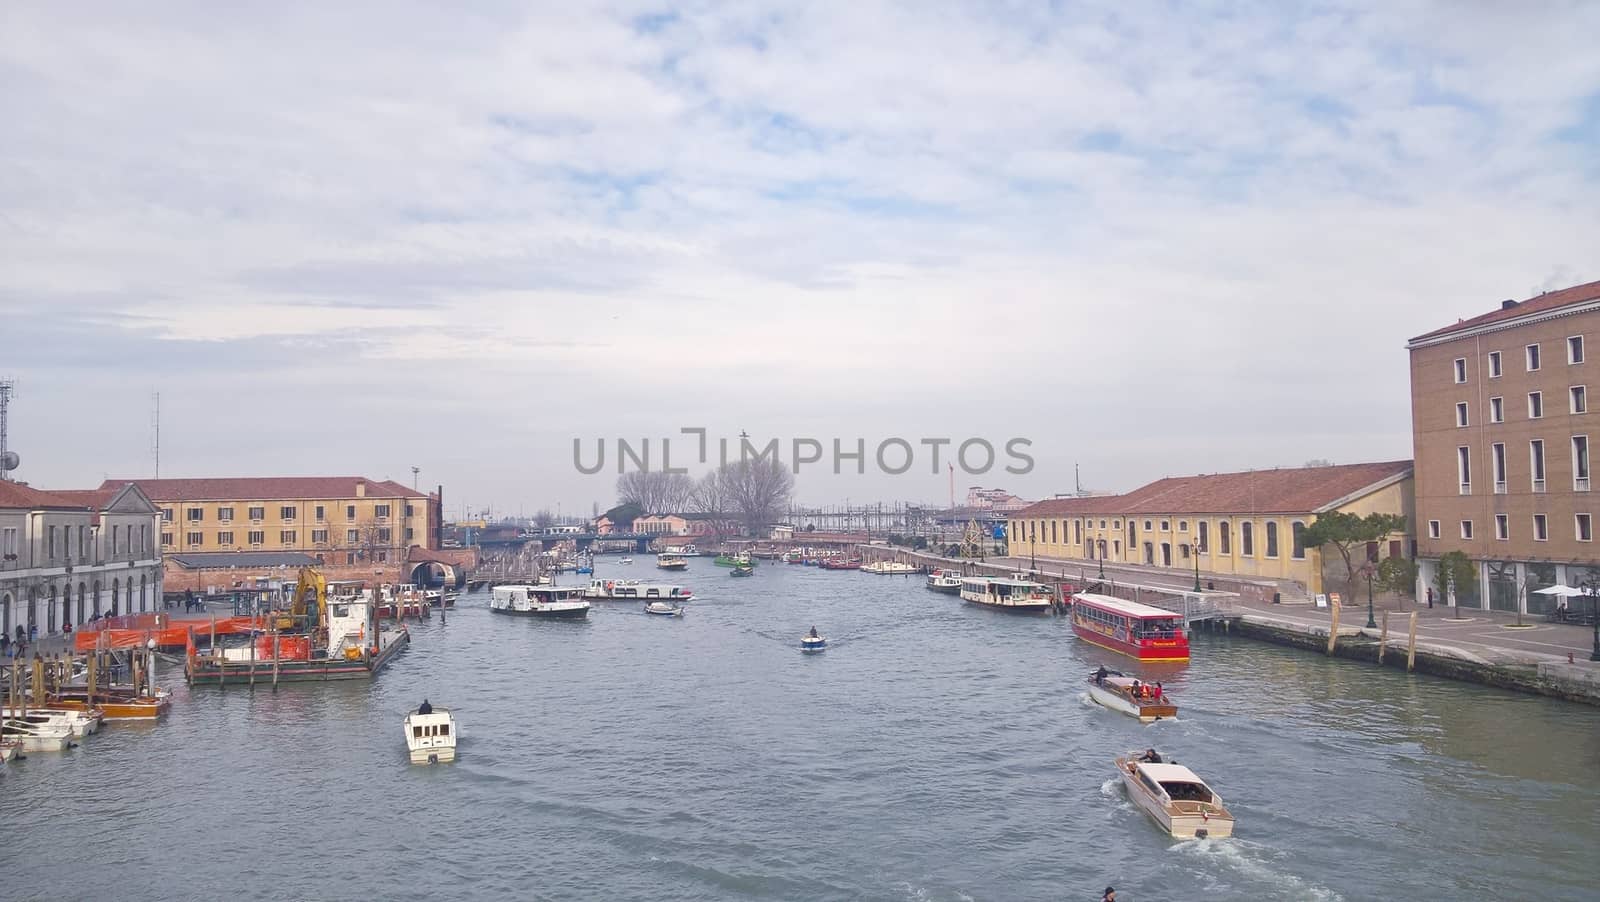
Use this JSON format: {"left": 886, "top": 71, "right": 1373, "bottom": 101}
{"left": 619, "top": 556, "right": 634, "bottom": 565}
{"left": 663, "top": 544, "right": 702, "bottom": 557}
{"left": 862, "top": 561, "right": 917, "bottom": 575}
{"left": 403, "top": 705, "right": 457, "bottom": 764}
{"left": 584, "top": 578, "right": 693, "bottom": 601}
{"left": 958, "top": 576, "right": 1054, "bottom": 613}
{"left": 1087, "top": 671, "right": 1177, "bottom": 722}
{"left": 490, "top": 585, "right": 591, "bottom": 619}
{"left": 2, "top": 718, "right": 74, "bottom": 752}
{"left": 2, "top": 705, "right": 102, "bottom": 737}
{"left": 1114, "top": 751, "right": 1233, "bottom": 839}
{"left": 801, "top": 632, "right": 827, "bottom": 652}
{"left": 644, "top": 601, "right": 685, "bottom": 617}
{"left": 1, "top": 737, "right": 19, "bottom": 763}
{"left": 925, "top": 568, "right": 963, "bottom": 593}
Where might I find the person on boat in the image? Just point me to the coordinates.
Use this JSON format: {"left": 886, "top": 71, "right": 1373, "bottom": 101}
{"left": 1152, "top": 682, "right": 1163, "bottom": 702}
{"left": 417, "top": 699, "right": 433, "bottom": 715}
{"left": 1101, "top": 888, "right": 1116, "bottom": 902}
{"left": 808, "top": 626, "right": 819, "bottom": 639}
{"left": 1093, "top": 665, "right": 1109, "bottom": 685}
{"left": 1129, "top": 678, "right": 1141, "bottom": 698}
{"left": 1140, "top": 748, "right": 1161, "bottom": 763}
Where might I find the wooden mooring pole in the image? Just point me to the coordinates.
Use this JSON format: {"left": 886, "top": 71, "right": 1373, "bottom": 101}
{"left": 1407, "top": 612, "right": 1419, "bottom": 672}
{"left": 1378, "top": 610, "right": 1389, "bottom": 665}
{"left": 1327, "top": 599, "right": 1341, "bottom": 655}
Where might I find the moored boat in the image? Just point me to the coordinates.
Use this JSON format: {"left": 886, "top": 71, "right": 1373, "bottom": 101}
{"left": 1, "top": 737, "right": 19, "bottom": 762}
{"left": 585, "top": 578, "right": 694, "bottom": 600}
{"left": 958, "top": 576, "right": 1054, "bottom": 613}
{"left": 662, "top": 544, "right": 702, "bottom": 557}
{"left": 404, "top": 704, "right": 457, "bottom": 764}
{"left": 2, "top": 718, "right": 74, "bottom": 752}
{"left": 50, "top": 691, "right": 171, "bottom": 721}
{"left": 644, "top": 601, "right": 685, "bottom": 616}
{"left": 1114, "top": 750, "right": 1233, "bottom": 839}
{"left": 1086, "top": 670, "right": 1177, "bottom": 722}
{"left": 714, "top": 552, "right": 755, "bottom": 567}
{"left": 925, "top": 568, "right": 963, "bottom": 593}
{"left": 491, "top": 585, "right": 590, "bottom": 618}
{"left": 861, "top": 561, "right": 916, "bottom": 575}
{"left": 819, "top": 557, "right": 862, "bottom": 571}
{"left": 1071, "top": 593, "right": 1190, "bottom": 663}
{"left": 2, "top": 705, "right": 102, "bottom": 737}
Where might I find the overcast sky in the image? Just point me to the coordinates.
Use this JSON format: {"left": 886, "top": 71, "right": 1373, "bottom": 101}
{"left": 3, "top": 2, "right": 1597, "bottom": 518}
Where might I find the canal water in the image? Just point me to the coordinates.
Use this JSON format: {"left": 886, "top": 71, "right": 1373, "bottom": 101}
{"left": 5, "top": 560, "right": 1599, "bottom": 901}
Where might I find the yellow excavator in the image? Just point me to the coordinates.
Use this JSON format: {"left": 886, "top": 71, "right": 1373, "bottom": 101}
{"left": 274, "top": 567, "right": 328, "bottom": 634}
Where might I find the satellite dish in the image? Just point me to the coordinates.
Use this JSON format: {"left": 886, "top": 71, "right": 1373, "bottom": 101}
{"left": 0, "top": 451, "right": 18, "bottom": 471}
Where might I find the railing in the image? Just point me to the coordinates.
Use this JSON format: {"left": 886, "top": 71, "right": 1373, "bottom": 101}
{"left": 1533, "top": 478, "right": 1547, "bottom": 493}
{"left": 1494, "top": 481, "right": 1507, "bottom": 494}
{"left": 1577, "top": 477, "right": 1591, "bottom": 492}
{"left": 1459, "top": 482, "right": 1472, "bottom": 495}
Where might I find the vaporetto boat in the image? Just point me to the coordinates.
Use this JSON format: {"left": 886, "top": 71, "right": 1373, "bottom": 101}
{"left": 925, "top": 568, "right": 963, "bottom": 593}
{"left": 958, "top": 576, "right": 1054, "bottom": 613}
{"left": 584, "top": 579, "right": 694, "bottom": 600}
{"left": 490, "top": 585, "right": 591, "bottom": 618}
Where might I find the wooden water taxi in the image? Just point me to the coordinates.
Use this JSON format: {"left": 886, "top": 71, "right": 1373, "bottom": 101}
{"left": 1087, "top": 670, "right": 1177, "bottom": 722}
{"left": 1114, "top": 750, "right": 1233, "bottom": 839}
{"left": 958, "top": 576, "right": 1054, "bottom": 613}
{"left": 1071, "top": 593, "right": 1190, "bottom": 662}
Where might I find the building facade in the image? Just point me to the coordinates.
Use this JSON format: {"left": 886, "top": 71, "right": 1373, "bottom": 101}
{"left": 1408, "top": 280, "right": 1600, "bottom": 613}
{"left": 1005, "top": 461, "right": 1414, "bottom": 597}
{"left": 1, "top": 481, "right": 163, "bottom": 639}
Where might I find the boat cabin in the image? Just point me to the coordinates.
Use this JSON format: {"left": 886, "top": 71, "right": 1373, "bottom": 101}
{"left": 1070, "top": 592, "right": 1190, "bottom": 662}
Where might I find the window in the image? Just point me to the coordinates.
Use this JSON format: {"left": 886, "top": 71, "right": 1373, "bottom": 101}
{"left": 1197, "top": 521, "right": 1208, "bottom": 553}
{"left": 1265, "top": 521, "right": 1279, "bottom": 558}
{"left": 1291, "top": 521, "right": 1306, "bottom": 558}
{"left": 1494, "top": 515, "right": 1508, "bottom": 540}
{"left": 1569, "top": 335, "right": 1585, "bottom": 365}
{"left": 217, "top": 507, "right": 234, "bottom": 522}
{"left": 1578, "top": 513, "right": 1593, "bottom": 542}
{"left": 1573, "top": 386, "right": 1588, "bottom": 414}
{"left": 376, "top": 504, "right": 392, "bottom": 519}
{"left": 280, "top": 530, "right": 297, "bottom": 545}
{"left": 1533, "top": 514, "right": 1548, "bottom": 541}
{"left": 1531, "top": 440, "right": 1547, "bottom": 492}
{"left": 1527, "top": 343, "right": 1541, "bottom": 371}
{"left": 1241, "top": 522, "right": 1255, "bottom": 556}
{"left": 1458, "top": 446, "right": 1471, "bottom": 494}
{"left": 1143, "top": 520, "right": 1152, "bottom": 531}
{"left": 347, "top": 528, "right": 360, "bottom": 543}
{"left": 186, "top": 507, "right": 203, "bottom": 522}
{"left": 1453, "top": 358, "right": 1467, "bottom": 383}
{"left": 280, "top": 506, "right": 296, "bottom": 520}
{"left": 1455, "top": 402, "right": 1469, "bottom": 427}
{"left": 1460, "top": 520, "right": 1473, "bottom": 540}
{"left": 160, "top": 508, "right": 173, "bottom": 522}
{"left": 404, "top": 528, "right": 414, "bottom": 541}
{"left": 218, "top": 530, "right": 234, "bottom": 545}
{"left": 47, "top": 525, "right": 56, "bottom": 559}
{"left": 1075, "top": 520, "right": 1082, "bottom": 544}
{"left": 248, "top": 506, "right": 264, "bottom": 521}
{"left": 311, "top": 529, "right": 329, "bottom": 544}
{"left": 405, "top": 504, "right": 415, "bottom": 517}
{"left": 1160, "top": 520, "right": 1170, "bottom": 531}
{"left": 347, "top": 505, "right": 357, "bottom": 520}
{"left": 186, "top": 531, "right": 203, "bottom": 547}
{"left": 1050, "top": 520, "right": 1057, "bottom": 544}
{"left": 1219, "top": 522, "right": 1231, "bottom": 554}
{"left": 248, "top": 530, "right": 264, "bottom": 546}
{"left": 1177, "top": 520, "right": 1187, "bottom": 531}
{"left": 1574, "top": 435, "right": 1590, "bottom": 491}
{"left": 315, "top": 505, "right": 326, "bottom": 521}
{"left": 346, "top": 552, "right": 356, "bottom": 565}
{"left": 1488, "top": 350, "right": 1502, "bottom": 378}
{"left": 1490, "top": 397, "right": 1504, "bottom": 423}
{"left": 377, "top": 527, "right": 393, "bottom": 543}
{"left": 160, "top": 531, "right": 173, "bottom": 547}
{"left": 1529, "top": 391, "right": 1544, "bottom": 418}
{"left": 1427, "top": 520, "right": 1441, "bottom": 539}
{"left": 1492, "top": 443, "right": 1507, "bottom": 493}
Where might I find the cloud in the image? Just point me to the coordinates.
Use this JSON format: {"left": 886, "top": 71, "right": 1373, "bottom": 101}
{"left": 1, "top": 1, "right": 1597, "bottom": 512}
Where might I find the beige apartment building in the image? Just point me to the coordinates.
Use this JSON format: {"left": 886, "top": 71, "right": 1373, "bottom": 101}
{"left": 1409, "top": 280, "right": 1600, "bottom": 614}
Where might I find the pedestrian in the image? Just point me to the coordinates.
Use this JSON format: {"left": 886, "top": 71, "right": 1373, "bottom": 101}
{"left": 1426, "top": 586, "right": 1434, "bottom": 609}
{"left": 29, "top": 623, "right": 37, "bottom": 643}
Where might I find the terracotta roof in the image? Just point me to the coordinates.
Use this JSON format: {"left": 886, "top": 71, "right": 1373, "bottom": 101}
{"left": 0, "top": 481, "right": 88, "bottom": 510}
{"left": 99, "top": 476, "right": 428, "bottom": 502}
{"left": 47, "top": 488, "right": 121, "bottom": 509}
{"left": 1410, "top": 280, "right": 1600, "bottom": 343}
{"left": 1013, "top": 460, "right": 1413, "bottom": 517}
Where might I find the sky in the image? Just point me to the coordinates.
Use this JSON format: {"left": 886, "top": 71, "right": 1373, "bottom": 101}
{"left": 3, "top": 1, "right": 1598, "bottom": 519}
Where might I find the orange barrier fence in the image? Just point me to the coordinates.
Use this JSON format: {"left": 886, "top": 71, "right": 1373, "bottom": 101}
{"left": 74, "top": 616, "right": 265, "bottom": 652}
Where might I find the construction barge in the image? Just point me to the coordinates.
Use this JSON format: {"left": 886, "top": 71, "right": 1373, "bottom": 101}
{"left": 185, "top": 568, "right": 410, "bottom": 686}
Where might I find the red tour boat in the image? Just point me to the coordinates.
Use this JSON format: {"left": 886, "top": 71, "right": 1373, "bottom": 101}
{"left": 1069, "top": 592, "right": 1190, "bottom": 662}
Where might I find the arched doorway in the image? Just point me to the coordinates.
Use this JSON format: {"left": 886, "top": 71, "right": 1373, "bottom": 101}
{"left": 48, "top": 585, "right": 57, "bottom": 633}
{"left": 92, "top": 580, "right": 102, "bottom": 617}
{"left": 140, "top": 575, "right": 148, "bottom": 612}
{"left": 77, "top": 582, "right": 87, "bottom": 625}
{"left": 27, "top": 587, "right": 37, "bottom": 630}
{"left": 60, "top": 583, "right": 71, "bottom": 630}
{"left": 111, "top": 578, "right": 120, "bottom": 616}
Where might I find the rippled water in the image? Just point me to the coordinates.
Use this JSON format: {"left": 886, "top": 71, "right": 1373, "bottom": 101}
{"left": 6, "top": 560, "right": 1600, "bottom": 901}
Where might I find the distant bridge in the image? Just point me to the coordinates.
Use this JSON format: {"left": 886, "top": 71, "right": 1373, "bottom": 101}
{"left": 471, "top": 531, "right": 660, "bottom": 553}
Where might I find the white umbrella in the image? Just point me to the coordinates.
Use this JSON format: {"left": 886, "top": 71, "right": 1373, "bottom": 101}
{"left": 1534, "top": 585, "right": 1588, "bottom": 596}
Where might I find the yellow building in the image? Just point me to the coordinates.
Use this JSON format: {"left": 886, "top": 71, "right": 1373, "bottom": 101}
{"left": 1007, "top": 461, "right": 1414, "bottom": 595}
{"left": 105, "top": 476, "right": 441, "bottom": 565}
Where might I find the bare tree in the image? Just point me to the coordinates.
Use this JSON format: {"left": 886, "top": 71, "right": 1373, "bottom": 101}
{"left": 722, "top": 458, "right": 795, "bottom": 537}
{"left": 616, "top": 471, "right": 696, "bottom": 514}
{"left": 687, "top": 469, "right": 734, "bottom": 535}
{"left": 533, "top": 509, "right": 556, "bottom": 529}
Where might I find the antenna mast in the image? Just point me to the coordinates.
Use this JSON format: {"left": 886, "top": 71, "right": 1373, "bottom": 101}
{"left": 151, "top": 391, "right": 161, "bottom": 478}
{"left": 0, "top": 379, "right": 15, "bottom": 482}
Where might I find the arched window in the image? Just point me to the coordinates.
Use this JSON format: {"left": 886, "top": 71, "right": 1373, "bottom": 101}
{"left": 1241, "top": 522, "right": 1255, "bottom": 557}
{"left": 93, "top": 579, "right": 102, "bottom": 616}
{"left": 1051, "top": 520, "right": 1058, "bottom": 544}
{"left": 1, "top": 591, "right": 10, "bottom": 635}
{"left": 1198, "top": 520, "right": 1209, "bottom": 554}
{"left": 48, "top": 585, "right": 57, "bottom": 632}
{"left": 77, "top": 582, "right": 87, "bottom": 625}
{"left": 1265, "top": 522, "right": 1279, "bottom": 558}
{"left": 1292, "top": 521, "right": 1307, "bottom": 560}
{"left": 112, "top": 578, "right": 120, "bottom": 615}
{"left": 112, "top": 525, "right": 120, "bottom": 557}
{"left": 1219, "top": 521, "right": 1231, "bottom": 555}
{"left": 140, "top": 575, "right": 148, "bottom": 612}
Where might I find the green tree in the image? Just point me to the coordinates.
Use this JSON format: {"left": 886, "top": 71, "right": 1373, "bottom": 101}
{"left": 1433, "top": 550, "right": 1478, "bottom": 610}
{"left": 602, "top": 501, "right": 644, "bottom": 531}
{"left": 1300, "top": 511, "right": 1410, "bottom": 597}
{"left": 1375, "top": 556, "right": 1418, "bottom": 598}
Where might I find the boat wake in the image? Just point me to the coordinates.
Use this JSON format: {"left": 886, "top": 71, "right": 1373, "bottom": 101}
{"left": 1171, "top": 837, "right": 1343, "bottom": 901}
{"left": 1075, "top": 691, "right": 1099, "bottom": 709}
{"left": 1099, "top": 778, "right": 1134, "bottom": 813}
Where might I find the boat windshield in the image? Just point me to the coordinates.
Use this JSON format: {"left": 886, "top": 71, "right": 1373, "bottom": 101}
{"left": 1134, "top": 619, "right": 1183, "bottom": 640}
{"left": 1159, "top": 781, "right": 1214, "bottom": 803}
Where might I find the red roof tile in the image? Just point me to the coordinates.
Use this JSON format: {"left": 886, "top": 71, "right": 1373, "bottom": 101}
{"left": 47, "top": 488, "right": 121, "bottom": 509}
{"left": 0, "top": 481, "right": 88, "bottom": 510}
{"left": 1410, "top": 280, "right": 1600, "bottom": 343}
{"left": 1014, "top": 460, "right": 1413, "bottom": 517}
{"left": 99, "top": 476, "right": 428, "bottom": 502}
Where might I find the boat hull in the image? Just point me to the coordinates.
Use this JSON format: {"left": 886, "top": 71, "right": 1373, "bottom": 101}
{"left": 801, "top": 638, "right": 827, "bottom": 652}
{"left": 927, "top": 582, "right": 962, "bottom": 594}
{"left": 1087, "top": 682, "right": 1177, "bottom": 722}
{"left": 2, "top": 730, "right": 71, "bottom": 752}
{"left": 962, "top": 597, "right": 1052, "bottom": 614}
{"left": 490, "top": 606, "right": 590, "bottom": 619}
{"left": 409, "top": 746, "right": 457, "bottom": 764}
{"left": 185, "top": 630, "right": 410, "bottom": 685}
{"left": 49, "top": 694, "right": 171, "bottom": 721}
{"left": 1116, "top": 757, "right": 1233, "bottom": 839}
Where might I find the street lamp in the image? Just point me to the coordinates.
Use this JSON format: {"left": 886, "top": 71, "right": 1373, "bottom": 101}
{"left": 1030, "top": 535, "right": 1037, "bottom": 571}
{"left": 1192, "top": 543, "right": 1202, "bottom": 593}
{"left": 1361, "top": 561, "right": 1378, "bottom": 629}
{"left": 1097, "top": 539, "right": 1106, "bottom": 580}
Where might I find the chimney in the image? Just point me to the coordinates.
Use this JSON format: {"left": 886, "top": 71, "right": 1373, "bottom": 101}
{"left": 1501, "top": 299, "right": 1518, "bottom": 310}
{"left": 355, "top": 479, "right": 366, "bottom": 498}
